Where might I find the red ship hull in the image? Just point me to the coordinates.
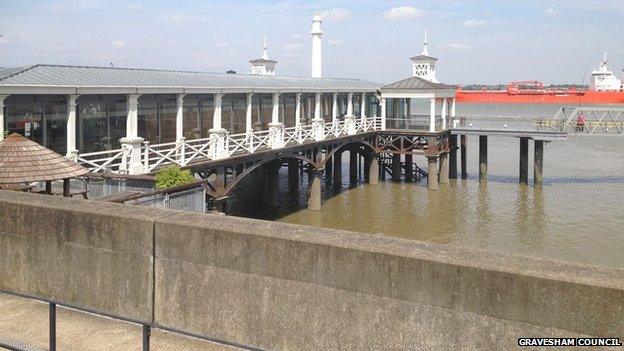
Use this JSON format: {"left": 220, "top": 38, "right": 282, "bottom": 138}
{"left": 456, "top": 90, "right": 624, "bottom": 104}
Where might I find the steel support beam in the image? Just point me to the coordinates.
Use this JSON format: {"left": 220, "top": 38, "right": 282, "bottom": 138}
{"left": 519, "top": 137, "right": 529, "bottom": 185}
{"left": 368, "top": 154, "right": 379, "bottom": 185}
{"left": 427, "top": 157, "right": 439, "bottom": 190}
{"left": 460, "top": 135, "right": 467, "bottom": 179}
{"left": 449, "top": 135, "right": 457, "bottom": 179}
{"left": 479, "top": 135, "right": 488, "bottom": 182}
{"left": 392, "top": 154, "right": 401, "bottom": 182}
{"left": 405, "top": 154, "right": 413, "bottom": 182}
{"left": 349, "top": 149, "right": 358, "bottom": 184}
{"left": 439, "top": 153, "right": 449, "bottom": 184}
{"left": 534, "top": 140, "right": 544, "bottom": 188}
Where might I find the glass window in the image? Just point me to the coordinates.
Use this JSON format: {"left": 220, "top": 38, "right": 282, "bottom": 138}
{"left": 183, "top": 95, "right": 201, "bottom": 140}
{"left": 199, "top": 95, "right": 214, "bottom": 137}
{"left": 5, "top": 95, "right": 67, "bottom": 154}
{"left": 159, "top": 99, "right": 177, "bottom": 143}
{"left": 78, "top": 95, "right": 127, "bottom": 153}
{"left": 222, "top": 94, "right": 246, "bottom": 134}
{"left": 138, "top": 95, "right": 158, "bottom": 143}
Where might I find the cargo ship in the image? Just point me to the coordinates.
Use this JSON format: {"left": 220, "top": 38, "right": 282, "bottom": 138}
{"left": 456, "top": 54, "right": 624, "bottom": 104}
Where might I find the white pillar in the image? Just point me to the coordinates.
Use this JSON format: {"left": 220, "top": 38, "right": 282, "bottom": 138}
{"left": 120, "top": 93, "right": 143, "bottom": 175}
{"left": 310, "top": 13, "right": 323, "bottom": 78}
{"left": 65, "top": 94, "right": 80, "bottom": 156}
{"left": 360, "top": 93, "right": 366, "bottom": 122}
{"left": 212, "top": 93, "right": 223, "bottom": 130}
{"left": 209, "top": 93, "right": 228, "bottom": 159}
{"left": 312, "top": 92, "right": 325, "bottom": 140}
{"left": 125, "top": 94, "right": 140, "bottom": 138}
{"left": 245, "top": 93, "right": 253, "bottom": 133}
{"left": 380, "top": 97, "right": 387, "bottom": 130}
{"left": 441, "top": 97, "right": 447, "bottom": 130}
{"left": 271, "top": 92, "right": 280, "bottom": 124}
{"left": 331, "top": 92, "right": 338, "bottom": 123}
{"left": 451, "top": 97, "right": 457, "bottom": 127}
{"left": 314, "top": 92, "right": 321, "bottom": 120}
{"left": 429, "top": 97, "right": 436, "bottom": 132}
{"left": 269, "top": 92, "right": 284, "bottom": 148}
{"left": 0, "top": 95, "right": 8, "bottom": 141}
{"left": 295, "top": 93, "right": 302, "bottom": 126}
{"left": 175, "top": 93, "right": 185, "bottom": 141}
{"left": 347, "top": 92, "right": 354, "bottom": 116}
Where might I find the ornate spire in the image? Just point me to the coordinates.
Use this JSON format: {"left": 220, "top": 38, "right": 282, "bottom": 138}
{"left": 262, "top": 35, "right": 269, "bottom": 60}
{"left": 422, "top": 28, "right": 429, "bottom": 56}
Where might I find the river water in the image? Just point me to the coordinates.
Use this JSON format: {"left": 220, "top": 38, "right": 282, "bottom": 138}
{"left": 228, "top": 104, "right": 624, "bottom": 269}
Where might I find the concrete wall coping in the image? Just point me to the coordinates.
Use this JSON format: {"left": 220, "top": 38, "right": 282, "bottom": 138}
{"left": 1, "top": 189, "right": 622, "bottom": 291}
{"left": 158, "top": 206, "right": 624, "bottom": 291}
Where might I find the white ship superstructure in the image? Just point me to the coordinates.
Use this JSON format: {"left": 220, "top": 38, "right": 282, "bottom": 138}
{"left": 590, "top": 53, "right": 623, "bottom": 91}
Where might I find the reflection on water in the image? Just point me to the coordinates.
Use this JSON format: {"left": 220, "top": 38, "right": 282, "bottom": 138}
{"left": 227, "top": 134, "right": 624, "bottom": 269}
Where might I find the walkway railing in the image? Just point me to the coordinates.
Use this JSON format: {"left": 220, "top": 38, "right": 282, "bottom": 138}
{"left": 547, "top": 106, "right": 624, "bottom": 135}
{"left": 75, "top": 117, "right": 382, "bottom": 174}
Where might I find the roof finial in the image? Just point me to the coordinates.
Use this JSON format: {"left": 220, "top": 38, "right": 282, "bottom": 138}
{"left": 262, "top": 34, "right": 269, "bottom": 60}
{"left": 422, "top": 28, "right": 429, "bottom": 56}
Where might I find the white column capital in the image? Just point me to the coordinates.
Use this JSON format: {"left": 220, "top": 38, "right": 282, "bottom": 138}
{"left": 176, "top": 93, "right": 186, "bottom": 104}
{"left": 0, "top": 95, "right": 9, "bottom": 102}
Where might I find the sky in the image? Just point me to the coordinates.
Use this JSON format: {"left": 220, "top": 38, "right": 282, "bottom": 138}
{"left": 1, "top": 0, "right": 623, "bottom": 85}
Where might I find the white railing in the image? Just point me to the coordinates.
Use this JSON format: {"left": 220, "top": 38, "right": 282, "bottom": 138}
{"left": 76, "top": 117, "right": 382, "bottom": 174}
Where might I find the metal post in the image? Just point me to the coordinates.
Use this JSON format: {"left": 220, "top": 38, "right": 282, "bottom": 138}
{"left": 349, "top": 149, "right": 358, "bottom": 184}
{"left": 479, "top": 135, "right": 487, "bottom": 182}
{"left": 333, "top": 151, "right": 342, "bottom": 188}
{"left": 49, "top": 303, "right": 56, "bottom": 351}
{"left": 62, "top": 178, "right": 70, "bottom": 197}
{"left": 405, "top": 154, "right": 413, "bottom": 182}
{"left": 519, "top": 137, "right": 529, "bottom": 184}
{"left": 368, "top": 154, "right": 379, "bottom": 185}
{"left": 267, "top": 164, "right": 279, "bottom": 207}
{"left": 534, "top": 140, "right": 544, "bottom": 188}
{"left": 45, "top": 181, "right": 52, "bottom": 195}
{"left": 449, "top": 135, "right": 457, "bottom": 179}
{"left": 392, "top": 154, "right": 401, "bottom": 182}
{"left": 427, "top": 157, "right": 439, "bottom": 190}
{"left": 142, "top": 324, "right": 151, "bottom": 351}
{"left": 460, "top": 135, "right": 468, "bottom": 179}
{"left": 439, "top": 153, "right": 449, "bottom": 184}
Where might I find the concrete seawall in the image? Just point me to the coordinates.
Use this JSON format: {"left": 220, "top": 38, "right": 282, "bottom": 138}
{"left": 0, "top": 190, "right": 622, "bottom": 350}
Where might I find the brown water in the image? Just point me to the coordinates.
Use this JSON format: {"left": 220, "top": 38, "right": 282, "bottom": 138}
{"left": 227, "top": 104, "right": 624, "bottom": 269}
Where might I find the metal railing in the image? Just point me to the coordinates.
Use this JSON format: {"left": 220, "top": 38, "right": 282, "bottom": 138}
{"left": 76, "top": 117, "right": 382, "bottom": 173}
{"left": 0, "top": 290, "right": 257, "bottom": 351}
{"left": 547, "top": 106, "right": 624, "bottom": 135}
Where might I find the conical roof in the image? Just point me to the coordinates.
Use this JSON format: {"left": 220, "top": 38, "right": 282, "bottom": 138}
{"left": 0, "top": 133, "right": 89, "bottom": 184}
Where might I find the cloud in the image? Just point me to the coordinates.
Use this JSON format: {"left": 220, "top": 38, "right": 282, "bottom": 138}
{"left": 290, "top": 34, "right": 303, "bottom": 39}
{"left": 464, "top": 19, "right": 486, "bottom": 27}
{"left": 320, "top": 8, "right": 351, "bottom": 22}
{"left": 128, "top": 4, "right": 143, "bottom": 11}
{"left": 438, "top": 43, "right": 473, "bottom": 50}
{"left": 543, "top": 8, "right": 561, "bottom": 18}
{"left": 213, "top": 42, "right": 229, "bottom": 48}
{"left": 111, "top": 40, "right": 127, "bottom": 49}
{"left": 328, "top": 39, "right": 343, "bottom": 45}
{"left": 282, "top": 43, "right": 304, "bottom": 51}
{"left": 383, "top": 6, "right": 424, "bottom": 20}
{"left": 166, "top": 14, "right": 206, "bottom": 24}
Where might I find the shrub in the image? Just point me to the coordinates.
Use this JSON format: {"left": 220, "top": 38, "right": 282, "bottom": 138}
{"left": 154, "top": 165, "right": 194, "bottom": 189}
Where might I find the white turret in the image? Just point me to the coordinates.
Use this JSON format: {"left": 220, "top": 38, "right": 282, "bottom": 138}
{"left": 590, "top": 52, "right": 622, "bottom": 91}
{"left": 310, "top": 12, "right": 323, "bottom": 78}
{"left": 250, "top": 35, "right": 277, "bottom": 75}
{"left": 410, "top": 29, "right": 438, "bottom": 82}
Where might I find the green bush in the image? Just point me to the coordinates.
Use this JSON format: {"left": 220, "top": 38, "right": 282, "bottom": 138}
{"left": 154, "top": 165, "right": 194, "bottom": 189}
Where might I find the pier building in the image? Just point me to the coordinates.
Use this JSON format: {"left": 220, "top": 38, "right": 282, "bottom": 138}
{"left": 0, "top": 14, "right": 564, "bottom": 211}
